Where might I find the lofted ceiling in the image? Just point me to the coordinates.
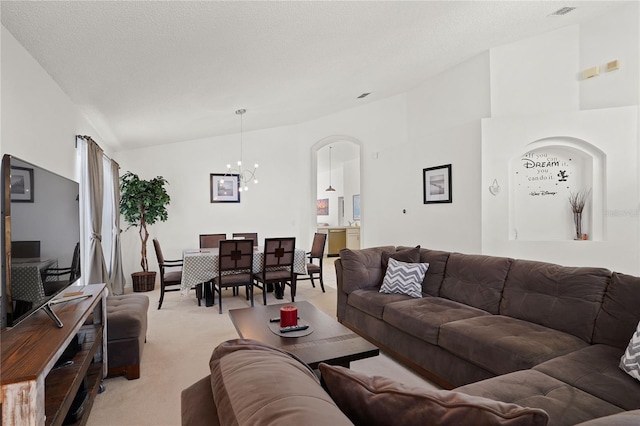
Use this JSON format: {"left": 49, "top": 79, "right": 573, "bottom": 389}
{"left": 1, "top": 1, "right": 625, "bottom": 152}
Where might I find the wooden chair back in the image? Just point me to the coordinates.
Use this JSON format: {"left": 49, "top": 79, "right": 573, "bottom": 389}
{"left": 218, "top": 240, "right": 254, "bottom": 273}
{"left": 199, "top": 233, "right": 226, "bottom": 249}
{"left": 309, "top": 233, "right": 327, "bottom": 259}
{"left": 262, "top": 237, "right": 295, "bottom": 270}
{"left": 232, "top": 232, "right": 258, "bottom": 246}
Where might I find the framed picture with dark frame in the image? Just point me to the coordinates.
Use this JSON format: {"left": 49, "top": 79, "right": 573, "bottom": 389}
{"left": 210, "top": 173, "right": 240, "bottom": 203}
{"left": 10, "top": 166, "right": 34, "bottom": 202}
{"left": 423, "top": 164, "right": 452, "bottom": 204}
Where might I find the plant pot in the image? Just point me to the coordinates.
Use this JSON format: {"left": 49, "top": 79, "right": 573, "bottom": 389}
{"left": 132, "top": 271, "right": 157, "bottom": 292}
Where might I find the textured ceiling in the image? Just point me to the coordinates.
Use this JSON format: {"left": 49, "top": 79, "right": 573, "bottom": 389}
{"left": 1, "top": 1, "right": 624, "bottom": 152}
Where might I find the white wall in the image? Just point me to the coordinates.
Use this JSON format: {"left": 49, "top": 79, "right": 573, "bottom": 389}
{"left": 402, "top": 52, "right": 491, "bottom": 253}
{"left": 3, "top": 2, "right": 639, "bottom": 287}
{"left": 1, "top": 26, "right": 107, "bottom": 181}
{"left": 579, "top": 2, "right": 640, "bottom": 110}
{"left": 115, "top": 96, "right": 407, "bottom": 284}
{"left": 482, "top": 3, "right": 640, "bottom": 274}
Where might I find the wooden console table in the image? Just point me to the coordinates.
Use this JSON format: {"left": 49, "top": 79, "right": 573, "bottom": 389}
{"left": 1, "top": 283, "right": 107, "bottom": 426}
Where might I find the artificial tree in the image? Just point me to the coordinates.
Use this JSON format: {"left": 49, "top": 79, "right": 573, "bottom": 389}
{"left": 120, "top": 171, "right": 171, "bottom": 291}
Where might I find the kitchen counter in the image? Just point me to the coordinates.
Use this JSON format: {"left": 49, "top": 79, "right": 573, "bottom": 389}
{"left": 317, "top": 227, "right": 360, "bottom": 255}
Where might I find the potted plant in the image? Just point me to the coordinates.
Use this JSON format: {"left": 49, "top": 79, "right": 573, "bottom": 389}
{"left": 120, "top": 171, "right": 171, "bottom": 292}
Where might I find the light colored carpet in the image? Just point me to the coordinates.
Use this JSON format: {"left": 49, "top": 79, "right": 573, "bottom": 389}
{"left": 87, "top": 259, "right": 438, "bottom": 426}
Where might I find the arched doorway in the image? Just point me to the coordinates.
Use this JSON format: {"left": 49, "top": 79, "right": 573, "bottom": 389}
{"left": 311, "top": 136, "right": 363, "bottom": 252}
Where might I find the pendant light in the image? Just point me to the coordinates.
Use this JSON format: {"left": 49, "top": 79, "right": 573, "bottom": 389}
{"left": 226, "top": 108, "right": 258, "bottom": 192}
{"left": 325, "top": 146, "right": 336, "bottom": 192}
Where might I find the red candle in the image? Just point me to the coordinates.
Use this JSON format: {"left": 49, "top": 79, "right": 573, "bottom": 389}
{"left": 280, "top": 306, "right": 298, "bottom": 327}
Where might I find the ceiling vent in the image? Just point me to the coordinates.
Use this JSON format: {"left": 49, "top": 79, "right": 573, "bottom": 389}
{"left": 357, "top": 93, "right": 371, "bottom": 99}
{"left": 550, "top": 7, "right": 576, "bottom": 16}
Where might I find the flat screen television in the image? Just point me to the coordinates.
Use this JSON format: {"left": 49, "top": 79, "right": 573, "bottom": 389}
{"left": 1, "top": 154, "right": 81, "bottom": 328}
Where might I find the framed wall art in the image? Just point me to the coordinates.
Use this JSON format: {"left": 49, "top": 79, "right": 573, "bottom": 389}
{"left": 10, "top": 166, "right": 34, "bottom": 202}
{"left": 423, "top": 164, "right": 452, "bottom": 204}
{"left": 210, "top": 173, "right": 240, "bottom": 203}
{"left": 317, "top": 198, "right": 329, "bottom": 215}
{"left": 353, "top": 194, "right": 361, "bottom": 220}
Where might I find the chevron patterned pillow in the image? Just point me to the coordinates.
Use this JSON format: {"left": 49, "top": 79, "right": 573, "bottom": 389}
{"left": 379, "top": 258, "right": 429, "bottom": 298}
{"left": 620, "top": 320, "right": 640, "bottom": 381}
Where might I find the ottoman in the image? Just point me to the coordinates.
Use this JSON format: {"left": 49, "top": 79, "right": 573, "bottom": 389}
{"left": 106, "top": 293, "right": 149, "bottom": 380}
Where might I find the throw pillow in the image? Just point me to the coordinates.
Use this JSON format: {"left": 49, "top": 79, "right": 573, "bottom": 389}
{"left": 319, "top": 363, "right": 549, "bottom": 426}
{"left": 381, "top": 245, "right": 421, "bottom": 273}
{"left": 379, "top": 258, "right": 428, "bottom": 298}
{"left": 619, "top": 320, "right": 640, "bottom": 382}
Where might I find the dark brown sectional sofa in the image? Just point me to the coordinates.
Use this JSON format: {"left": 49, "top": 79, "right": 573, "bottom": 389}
{"left": 335, "top": 246, "right": 640, "bottom": 426}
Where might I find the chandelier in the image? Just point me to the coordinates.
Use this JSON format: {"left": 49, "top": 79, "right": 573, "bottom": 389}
{"left": 226, "top": 108, "right": 258, "bottom": 192}
{"left": 325, "top": 146, "right": 336, "bottom": 192}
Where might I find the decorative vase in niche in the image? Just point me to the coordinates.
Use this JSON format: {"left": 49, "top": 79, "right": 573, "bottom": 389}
{"left": 573, "top": 212, "right": 582, "bottom": 240}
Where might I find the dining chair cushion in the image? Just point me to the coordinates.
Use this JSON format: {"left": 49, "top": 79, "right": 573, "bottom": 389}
{"left": 307, "top": 263, "right": 321, "bottom": 273}
{"left": 215, "top": 273, "right": 252, "bottom": 286}
{"left": 256, "top": 270, "right": 292, "bottom": 281}
{"left": 164, "top": 270, "right": 182, "bottom": 283}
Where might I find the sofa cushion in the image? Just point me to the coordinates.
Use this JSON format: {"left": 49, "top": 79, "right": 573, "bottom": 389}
{"left": 399, "top": 246, "right": 452, "bottom": 296}
{"left": 440, "top": 253, "right": 512, "bottom": 314}
{"left": 593, "top": 272, "right": 640, "bottom": 349}
{"left": 209, "top": 339, "right": 353, "bottom": 426}
{"left": 181, "top": 375, "right": 221, "bottom": 426}
{"left": 348, "top": 288, "right": 411, "bottom": 319}
{"left": 383, "top": 297, "right": 490, "bottom": 345}
{"left": 455, "top": 370, "right": 622, "bottom": 426}
{"left": 380, "top": 258, "right": 428, "bottom": 298}
{"left": 620, "top": 321, "right": 640, "bottom": 383}
{"left": 381, "top": 245, "right": 421, "bottom": 273}
{"left": 340, "top": 246, "right": 395, "bottom": 294}
{"left": 319, "top": 363, "right": 549, "bottom": 426}
{"left": 500, "top": 259, "right": 610, "bottom": 343}
{"left": 439, "top": 315, "right": 588, "bottom": 375}
{"left": 534, "top": 344, "right": 640, "bottom": 411}
{"left": 574, "top": 410, "right": 640, "bottom": 425}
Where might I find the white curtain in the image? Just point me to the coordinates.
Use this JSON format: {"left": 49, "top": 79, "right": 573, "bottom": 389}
{"left": 78, "top": 136, "right": 112, "bottom": 291}
{"left": 109, "top": 159, "right": 125, "bottom": 294}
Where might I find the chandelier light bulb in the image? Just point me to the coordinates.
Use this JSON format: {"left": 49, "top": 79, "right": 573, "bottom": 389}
{"left": 254, "top": 163, "right": 259, "bottom": 168}
{"left": 254, "top": 179, "right": 258, "bottom": 184}
{"left": 237, "top": 160, "right": 242, "bottom": 166}
{"left": 226, "top": 164, "right": 231, "bottom": 169}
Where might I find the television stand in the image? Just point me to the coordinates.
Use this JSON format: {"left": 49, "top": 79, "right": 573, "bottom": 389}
{"left": 1, "top": 283, "right": 107, "bottom": 426}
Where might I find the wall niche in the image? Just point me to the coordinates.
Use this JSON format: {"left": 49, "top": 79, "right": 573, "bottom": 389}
{"left": 508, "top": 137, "right": 605, "bottom": 242}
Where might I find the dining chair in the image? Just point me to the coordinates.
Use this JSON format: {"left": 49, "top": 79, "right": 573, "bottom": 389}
{"left": 232, "top": 232, "right": 259, "bottom": 247}
{"left": 199, "top": 233, "right": 226, "bottom": 249}
{"left": 211, "top": 240, "right": 254, "bottom": 314}
{"left": 153, "top": 239, "right": 198, "bottom": 309}
{"left": 253, "top": 237, "right": 296, "bottom": 305}
{"left": 295, "top": 233, "right": 327, "bottom": 293}
{"left": 43, "top": 242, "right": 81, "bottom": 296}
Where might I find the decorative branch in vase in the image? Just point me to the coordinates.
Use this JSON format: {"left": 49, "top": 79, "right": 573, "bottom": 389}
{"left": 568, "top": 188, "right": 591, "bottom": 240}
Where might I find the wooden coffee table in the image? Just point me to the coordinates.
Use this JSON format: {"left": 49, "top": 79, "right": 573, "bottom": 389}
{"left": 228, "top": 301, "right": 379, "bottom": 369}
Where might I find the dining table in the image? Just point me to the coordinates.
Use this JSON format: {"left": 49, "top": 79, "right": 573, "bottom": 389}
{"left": 10, "top": 257, "right": 58, "bottom": 303}
{"left": 181, "top": 247, "right": 308, "bottom": 306}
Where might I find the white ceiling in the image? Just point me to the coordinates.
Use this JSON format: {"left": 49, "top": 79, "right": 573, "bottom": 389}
{"left": 1, "top": 1, "right": 624, "bottom": 152}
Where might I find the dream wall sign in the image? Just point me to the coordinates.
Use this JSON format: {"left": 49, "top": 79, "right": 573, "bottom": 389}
{"left": 510, "top": 146, "right": 591, "bottom": 241}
